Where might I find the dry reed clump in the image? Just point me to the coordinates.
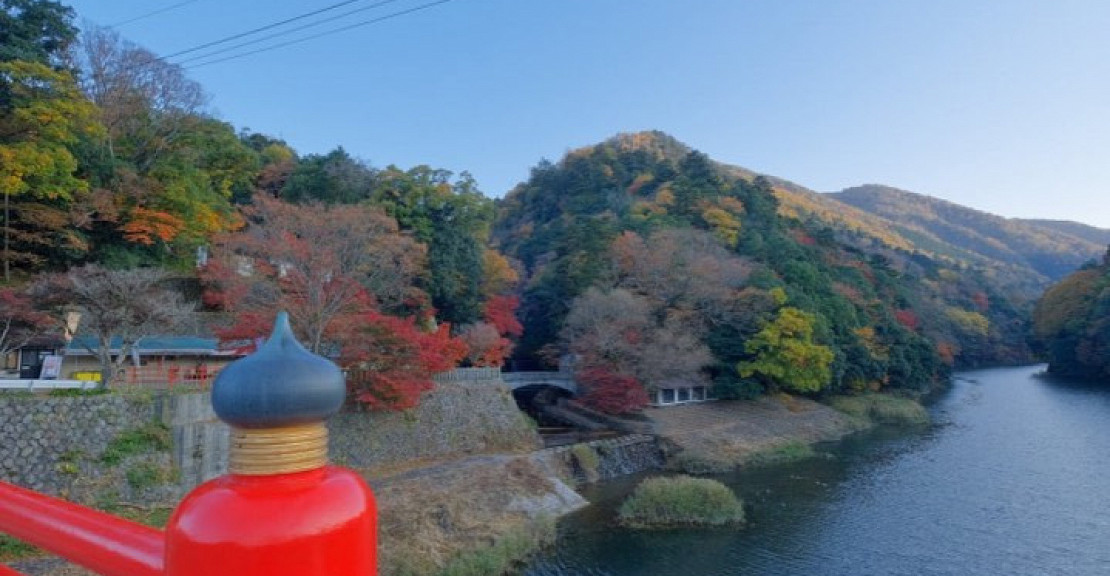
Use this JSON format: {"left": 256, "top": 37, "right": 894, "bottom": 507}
{"left": 828, "top": 394, "right": 929, "bottom": 426}
{"left": 618, "top": 475, "right": 744, "bottom": 528}
{"left": 568, "top": 443, "right": 600, "bottom": 483}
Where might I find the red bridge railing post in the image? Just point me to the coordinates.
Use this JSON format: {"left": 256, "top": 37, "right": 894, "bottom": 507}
{"left": 165, "top": 312, "right": 377, "bottom": 576}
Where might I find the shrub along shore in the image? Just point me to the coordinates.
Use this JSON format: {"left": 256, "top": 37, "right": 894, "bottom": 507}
{"left": 619, "top": 475, "right": 745, "bottom": 528}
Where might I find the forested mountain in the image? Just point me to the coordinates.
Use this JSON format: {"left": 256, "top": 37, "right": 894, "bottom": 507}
{"left": 494, "top": 131, "right": 1034, "bottom": 410}
{"left": 711, "top": 171, "right": 1084, "bottom": 304}
{"left": 1016, "top": 219, "right": 1110, "bottom": 248}
{"left": 1034, "top": 251, "right": 1110, "bottom": 381}
{"left": 829, "top": 185, "right": 1107, "bottom": 283}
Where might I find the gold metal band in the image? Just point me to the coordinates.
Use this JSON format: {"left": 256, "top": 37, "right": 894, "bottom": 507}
{"left": 229, "top": 423, "right": 328, "bottom": 476}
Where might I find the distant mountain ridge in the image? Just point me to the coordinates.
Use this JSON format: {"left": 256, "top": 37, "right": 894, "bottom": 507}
{"left": 541, "top": 133, "right": 1107, "bottom": 287}
{"left": 1016, "top": 219, "right": 1110, "bottom": 248}
{"left": 828, "top": 184, "right": 1108, "bottom": 282}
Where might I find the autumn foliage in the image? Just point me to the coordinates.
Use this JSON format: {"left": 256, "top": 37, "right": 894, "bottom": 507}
{"left": 453, "top": 294, "right": 522, "bottom": 368}
{"left": 894, "top": 309, "right": 920, "bottom": 332}
{"left": 576, "top": 367, "right": 650, "bottom": 415}
{"left": 201, "top": 195, "right": 467, "bottom": 410}
{"left": 458, "top": 322, "right": 512, "bottom": 367}
{"left": 1033, "top": 253, "right": 1110, "bottom": 381}
{"left": 484, "top": 295, "right": 524, "bottom": 337}
{"left": 344, "top": 313, "right": 466, "bottom": 410}
{"left": 0, "top": 288, "right": 55, "bottom": 357}
{"left": 120, "top": 207, "right": 186, "bottom": 245}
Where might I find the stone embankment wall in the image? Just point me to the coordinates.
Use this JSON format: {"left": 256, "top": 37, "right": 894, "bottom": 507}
{"left": 1, "top": 369, "right": 541, "bottom": 503}
{"left": 532, "top": 434, "right": 664, "bottom": 485}
{"left": 0, "top": 393, "right": 175, "bottom": 504}
{"left": 330, "top": 378, "right": 541, "bottom": 470}
{"left": 151, "top": 373, "right": 542, "bottom": 485}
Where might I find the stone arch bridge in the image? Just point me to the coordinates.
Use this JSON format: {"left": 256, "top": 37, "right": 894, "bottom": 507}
{"left": 501, "top": 371, "right": 578, "bottom": 395}
{"left": 432, "top": 368, "right": 578, "bottom": 395}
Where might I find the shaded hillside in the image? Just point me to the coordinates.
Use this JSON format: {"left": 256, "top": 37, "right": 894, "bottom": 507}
{"left": 1033, "top": 251, "right": 1110, "bottom": 381}
{"left": 1018, "top": 219, "right": 1110, "bottom": 249}
{"left": 715, "top": 170, "right": 1049, "bottom": 302}
{"left": 494, "top": 132, "right": 1033, "bottom": 409}
{"left": 714, "top": 169, "right": 918, "bottom": 254}
{"left": 830, "top": 185, "right": 1106, "bottom": 282}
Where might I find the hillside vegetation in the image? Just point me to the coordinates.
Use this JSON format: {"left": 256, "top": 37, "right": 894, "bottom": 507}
{"left": 494, "top": 131, "right": 1036, "bottom": 412}
{"left": 830, "top": 185, "right": 1107, "bottom": 283}
{"left": 1033, "top": 251, "right": 1110, "bottom": 381}
{"left": 1017, "top": 219, "right": 1110, "bottom": 248}
{"left": 0, "top": 2, "right": 521, "bottom": 408}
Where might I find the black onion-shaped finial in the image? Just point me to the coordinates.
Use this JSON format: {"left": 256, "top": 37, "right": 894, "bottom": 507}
{"left": 212, "top": 311, "right": 345, "bottom": 428}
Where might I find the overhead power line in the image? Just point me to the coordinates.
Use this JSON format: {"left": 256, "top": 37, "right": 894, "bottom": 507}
{"left": 172, "top": 0, "right": 409, "bottom": 66}
{"left": 159, "top": 0, "right": 371, "bottom": 61}
{"left": 187, "top": 0, "right": 457, "bottom": 69}
{"left": 111, "top": 0, "right": 205, "bottom": 28}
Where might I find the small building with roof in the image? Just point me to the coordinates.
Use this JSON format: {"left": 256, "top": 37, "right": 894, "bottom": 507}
{"left": 59, "top": 335, "right": 244, "bottom": 386}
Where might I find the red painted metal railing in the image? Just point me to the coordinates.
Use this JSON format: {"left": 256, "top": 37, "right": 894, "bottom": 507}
{"left": 0, "top": 481, "right": 163, "bottom": 576}
{"left": 0, "top": 563, "right": 27, "bottom": 576}
{"left": 0, "top": 314, "right": 376, "bottom": 576}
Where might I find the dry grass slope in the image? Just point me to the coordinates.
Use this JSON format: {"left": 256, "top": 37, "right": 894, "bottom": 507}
{"left": 374, "top": 454, "right": 578, "bottom": 576}
{"left": 649, "top": 395, "right": 865, "bottom": 473}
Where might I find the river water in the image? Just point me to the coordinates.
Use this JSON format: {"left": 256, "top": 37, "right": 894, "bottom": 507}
{"left": 525, "top": 365, "right": 1110, "bottom": 576}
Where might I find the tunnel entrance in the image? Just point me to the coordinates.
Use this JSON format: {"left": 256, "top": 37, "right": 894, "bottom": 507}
{"left": 511, "top": 384, "right": 620, "bottom": 447}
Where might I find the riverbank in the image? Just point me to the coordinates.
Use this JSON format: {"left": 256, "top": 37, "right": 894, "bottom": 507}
{"left": 6, "top": 392, "right": 922, "bottom": 576}
{"left": 5, "top": 451, "right": 585, "bottom": 576}
{"left": 651, "top": 394, "right": 871, "bottom": 474}
{"left": 371, "top": 454, "right": 584, "bottom": 576}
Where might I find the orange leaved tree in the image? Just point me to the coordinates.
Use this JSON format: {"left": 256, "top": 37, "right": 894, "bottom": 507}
{"left": 202, "top": 194, "right": 466, "bottom": 410}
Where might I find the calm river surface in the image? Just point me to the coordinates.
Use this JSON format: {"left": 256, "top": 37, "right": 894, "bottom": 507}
{"left": 525, "top": 365, "right": 1110, "bottom": 576}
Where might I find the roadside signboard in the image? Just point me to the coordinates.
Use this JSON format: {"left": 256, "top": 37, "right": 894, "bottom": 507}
{"left": 39, "top": 355, "right": 63, "bottom": 379}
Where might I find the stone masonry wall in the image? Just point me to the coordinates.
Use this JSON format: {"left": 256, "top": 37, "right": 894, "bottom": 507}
{"left": 0, "top": 375, "right": 541, "bottom": 503}
{"left": 531, "top": 434, "right": 664, "bottom": 485}
{"left": 0, "top": 393, "right": 173, "bottom": 504}
{"left": 330, "top": 380, "right": 542, "bottom": 470}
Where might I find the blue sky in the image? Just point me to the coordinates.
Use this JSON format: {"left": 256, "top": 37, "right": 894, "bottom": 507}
{"left": 67, "top": 0, "right": 1110, "bottom": 228}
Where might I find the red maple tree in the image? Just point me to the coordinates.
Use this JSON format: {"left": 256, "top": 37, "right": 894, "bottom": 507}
{"left": 483, "top": 295, "right": 523, "bottom": 337}
{"left": 576, "top": 367, "right": 650, "bottom": 415}
{"left": 458, "top": 322, "right": 512, "bottom": 367}
{"left": 343, "top": 312, "right": 466, "bottom": 410}
{"left": 894, "top": 308, "right": 920, "bottom": 332}
{"left": 0, "top": 287, "right": 55, "bottom": 359}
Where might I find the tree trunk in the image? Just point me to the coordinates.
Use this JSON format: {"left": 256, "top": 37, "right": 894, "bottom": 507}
{"left": 4, "top": 190, "right": 10, "bottom": 283}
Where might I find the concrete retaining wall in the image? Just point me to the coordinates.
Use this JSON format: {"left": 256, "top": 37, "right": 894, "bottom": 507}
{"left": 153, "top": 392, "right": 228, "bottom": 490}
